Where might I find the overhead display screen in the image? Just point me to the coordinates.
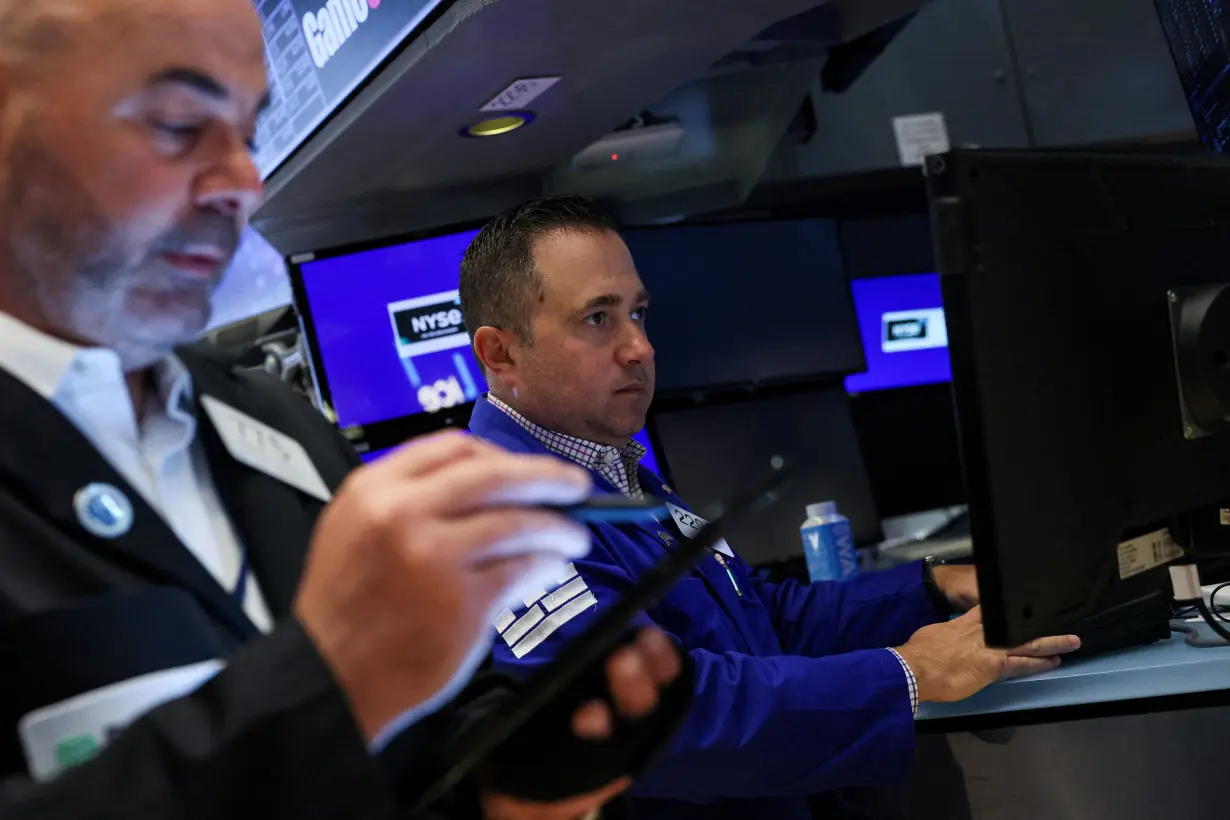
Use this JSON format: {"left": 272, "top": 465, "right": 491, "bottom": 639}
{"left": 253, "top": 0, "right": 448, "bottom": 178}
{"left": 1155, "top": 0, "right": 1230, "bottom": 152}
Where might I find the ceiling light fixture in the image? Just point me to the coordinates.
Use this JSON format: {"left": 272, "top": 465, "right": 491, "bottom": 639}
{"left": 461, "top": 111, "right": 536, "bottom": 138}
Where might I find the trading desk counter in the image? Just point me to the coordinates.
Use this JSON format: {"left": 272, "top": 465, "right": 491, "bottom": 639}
{"left": 916, "top": 630, "right": 1230, "bottom": 733}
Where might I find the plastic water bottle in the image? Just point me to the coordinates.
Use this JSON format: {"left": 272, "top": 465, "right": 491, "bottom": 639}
{"left": 801, "top": 502, "right": 861, "bottom": 583}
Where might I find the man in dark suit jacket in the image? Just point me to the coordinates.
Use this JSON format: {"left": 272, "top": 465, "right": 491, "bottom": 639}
{"left": 0, "top": 0, "right": 688, "bottom": 817}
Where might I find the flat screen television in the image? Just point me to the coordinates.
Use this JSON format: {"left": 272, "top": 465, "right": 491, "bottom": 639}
{"left": 623, "top": 218, "right": 865, "bottom": 395}
{"left": 290, "top": 228, "right": 663, "bottom": 476}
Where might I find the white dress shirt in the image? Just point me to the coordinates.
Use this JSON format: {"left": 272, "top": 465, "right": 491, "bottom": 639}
{"left": 0, "top": 311, "right": 273, "bottom": 632}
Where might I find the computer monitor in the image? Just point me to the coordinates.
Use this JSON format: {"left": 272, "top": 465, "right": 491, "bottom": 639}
{"left": 651, "top": 385, "right": 881, "bottom": 565}
{"left": 289, "top": 228, "right": 664, "bottom": 474}
{"left": 843, "top": 275, "right": 963, "bottom": 517}
{"left": 1155, "top": 0, "right": 1230, "bottom": 152}
{"left": 623, "top": 219, "right": 865, "bottom": 395}
{"left": 927, "top": 148, "right": 1230, "bottom": 647}
{"left": 845, "top": 273, "right": 951, "bottom": 394}
{"left": 291, "top": 228, "right": 483, "bottom": 431}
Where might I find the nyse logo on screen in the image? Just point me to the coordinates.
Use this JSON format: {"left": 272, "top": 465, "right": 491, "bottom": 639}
{"left": 389, "top": 291, "right": 471, "bottom": 358}
{"left": 303, "top": 0, "right": 382, "bottom": 70}
{"left": 880, "top": 308, "right": 948, "bottom": 354}
{"left": 409, "top": 308, "right": 464, "bottom": 339}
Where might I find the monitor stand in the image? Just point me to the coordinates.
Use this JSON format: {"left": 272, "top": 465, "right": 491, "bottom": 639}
{"left": 1060, "top": 593, "right": 1173, "bottom": 662}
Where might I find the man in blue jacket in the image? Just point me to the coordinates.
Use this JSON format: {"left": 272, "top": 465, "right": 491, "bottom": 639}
{"left": 459, "top": 196, "right": 1080, "bottom": 819}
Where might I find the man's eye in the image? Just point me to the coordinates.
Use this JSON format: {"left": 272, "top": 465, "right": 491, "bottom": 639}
{"left": 586, "top": 312, "right": 608, "bottom": 327}
{"left": 632, "top": 306, "right": 649, "bottom": 322}
{"left": 151, "top": 120, "right": 204, "bottom": 142}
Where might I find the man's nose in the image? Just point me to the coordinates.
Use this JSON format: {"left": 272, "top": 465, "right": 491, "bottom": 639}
{"left": 619, "top": 323, "right": 655, "bottom": 366}
{"left": 196, "top": 134, "right": 265, "bottom": 224}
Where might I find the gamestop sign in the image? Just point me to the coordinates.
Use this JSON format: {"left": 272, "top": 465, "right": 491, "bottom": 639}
{"left": 253, "top": 0, "right": 445, "bottom": 176}
{"left": 303, "top": 0, "right": 382, "bottom": 70}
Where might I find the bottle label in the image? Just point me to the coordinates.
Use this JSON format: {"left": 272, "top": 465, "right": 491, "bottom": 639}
{"left": 801, "top": 521, "right": 860, "bottom": 583}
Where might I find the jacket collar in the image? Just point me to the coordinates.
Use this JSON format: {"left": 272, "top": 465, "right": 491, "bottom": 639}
{"left": 0, "top": 361, "right": 258, "bottom": 642}
{"left": 470, "top": 396, "right": 631, "bottom": 496}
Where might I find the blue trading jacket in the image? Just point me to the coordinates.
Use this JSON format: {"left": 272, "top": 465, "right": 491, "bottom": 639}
{"left": 471, "top": 397, "right": 943, "bottom": 820}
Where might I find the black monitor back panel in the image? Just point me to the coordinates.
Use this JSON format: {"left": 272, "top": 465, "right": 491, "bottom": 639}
{"left": 651, "top": 386, "right": 881, "bottom": 566}
{"left": 930, "top": 148, "right": 1230, "bottom": 647}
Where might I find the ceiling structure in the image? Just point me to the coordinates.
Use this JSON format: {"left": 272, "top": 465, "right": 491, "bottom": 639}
{"left": 254, "top": 0, "right": 931, "bottom": 254}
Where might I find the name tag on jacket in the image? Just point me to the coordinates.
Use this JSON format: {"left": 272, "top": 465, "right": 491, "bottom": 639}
{"left": 19, "top": 660, "right": 224, "bottom": 781}
{"left": 201, "top": 395, "right": 332, "bottom": 501}
{"left": 666, "top": 503, "right": 736, "bottom": 557}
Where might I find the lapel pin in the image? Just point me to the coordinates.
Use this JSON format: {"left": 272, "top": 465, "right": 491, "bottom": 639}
{"left": 74, "top": 483, "right": 134, "bottom": 539}
{"left": 662, "top": 485, "right": 673, "bottom": 496}
{"left": 657, "top": 531, "right": 674, "bottom": 547}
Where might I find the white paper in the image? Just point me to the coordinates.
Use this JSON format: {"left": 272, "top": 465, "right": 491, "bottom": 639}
{"left": 20, "top": 661, "right": 223, "bottom": 781}
{"left": 480, "top": 77, "right": 562, "bottom": 112}
{"left": 200, "top": 395, "right": 332, "bottom": 502}
{"left": 892, "top": 112, "right": 951, "bottom": 167}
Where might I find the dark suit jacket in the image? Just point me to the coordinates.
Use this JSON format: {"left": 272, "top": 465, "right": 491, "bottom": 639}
{"left": 0, "top": 339, "right": 616, "bottom": 819}
{"left": 0, "top": 343, "right": 690, "bottom": 819}
{"left": 0, "top": 342, "right": 424, "bottom": 817}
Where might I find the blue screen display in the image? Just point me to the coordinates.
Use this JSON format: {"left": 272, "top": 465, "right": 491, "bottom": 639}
{"left": 297, "top": 228, "right": 665, "bottom": 477}
{"left": 298, "top": 229, "right": 483, "bottom": 428}
{"left": 845, "top": 273, "right": 952, "bottom": 394}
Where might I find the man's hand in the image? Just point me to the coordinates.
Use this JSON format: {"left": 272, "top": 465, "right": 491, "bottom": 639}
{"left": 895, "top": 606, "right": 1081, "bottom": 704}
{"left": 931, "top": 564, "right": 979, "bottom": 612}
{"left": 483, "top": 781, "right": 628, "bottom": 820}
{"left": 294, "top": 431, "right": 593, "bottom": 743}
{"left": 482, "top": 628, "right": 684, "bottom": 820}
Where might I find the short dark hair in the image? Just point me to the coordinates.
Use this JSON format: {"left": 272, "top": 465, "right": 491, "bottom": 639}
{"left": 460, "top": 195, "right": 614, "bottom": 345}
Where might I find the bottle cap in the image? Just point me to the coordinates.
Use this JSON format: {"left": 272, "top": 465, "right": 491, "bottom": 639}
{"left": 807, "top": 501, "right": 838, "bottom": 519}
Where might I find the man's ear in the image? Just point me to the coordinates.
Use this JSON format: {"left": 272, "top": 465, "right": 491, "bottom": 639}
{"left": 473, "top": 326, "right": 519, "bottom": 387}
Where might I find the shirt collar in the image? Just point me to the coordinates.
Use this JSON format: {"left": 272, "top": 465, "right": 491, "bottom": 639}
{"left": 0, "top": 310, "right": 82, "bottom": 400}
{"left": 0, "top": 309, "right": 194, "bottom": 415}
{"left": 485, "top": 394, "right": 647, "bottom": 471}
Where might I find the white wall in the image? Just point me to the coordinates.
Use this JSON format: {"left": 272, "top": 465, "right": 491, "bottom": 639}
{"left": 206, "top": 228, "right": 293, "bottom": 332}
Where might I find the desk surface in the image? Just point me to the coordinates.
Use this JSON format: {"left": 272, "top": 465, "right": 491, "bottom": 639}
{"left": 916, "top": 632, "right": 1230, "bottom": 730}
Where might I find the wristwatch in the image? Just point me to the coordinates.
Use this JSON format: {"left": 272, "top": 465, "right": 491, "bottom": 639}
{"left": 921, "top": 556, "right": 956, "bottom": 618}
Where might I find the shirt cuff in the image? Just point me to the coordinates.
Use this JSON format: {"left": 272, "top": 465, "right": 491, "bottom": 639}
{"left": 885, "top": 648, "right": 919, "bottom": 717}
